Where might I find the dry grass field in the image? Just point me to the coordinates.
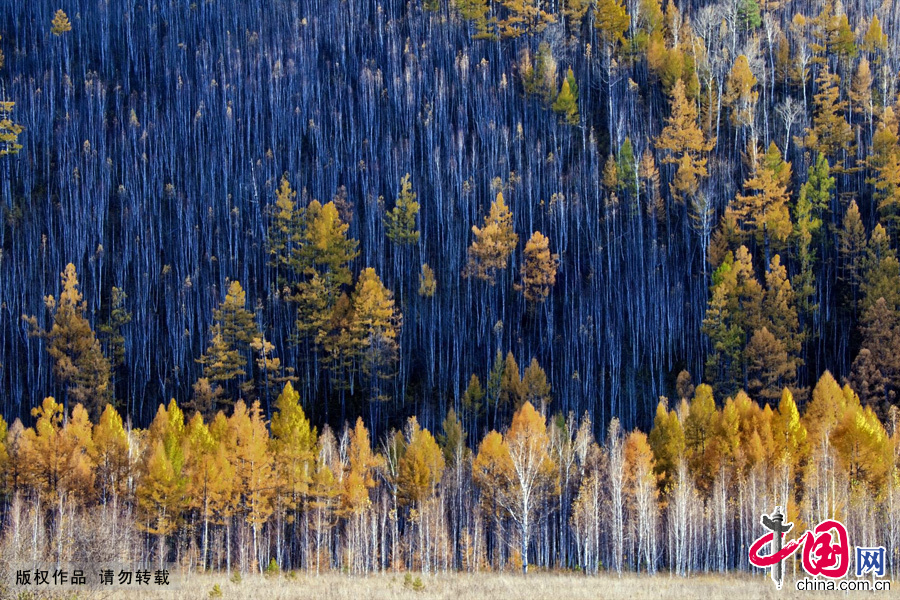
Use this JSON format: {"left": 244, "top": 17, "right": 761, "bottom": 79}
{"left": 51, "top": 571, "right": 884, "bottom": 600}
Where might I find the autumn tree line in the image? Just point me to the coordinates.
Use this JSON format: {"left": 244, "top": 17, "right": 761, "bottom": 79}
{"left": 1, "top": 372, "right": 898, "bottom": 578}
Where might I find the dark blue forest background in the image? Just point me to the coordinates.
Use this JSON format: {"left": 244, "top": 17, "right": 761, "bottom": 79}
{"left": 0, "top": 0, "right": 891, "bottom": 436}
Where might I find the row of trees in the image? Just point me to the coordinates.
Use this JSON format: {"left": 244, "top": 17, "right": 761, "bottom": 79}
{"left": 2, "top": 372, "right": 898, "bottom": 577}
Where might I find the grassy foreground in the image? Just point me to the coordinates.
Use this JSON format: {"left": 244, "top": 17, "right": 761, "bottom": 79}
{"left": 96, "top": 572, "right": 893, "bottom": 600}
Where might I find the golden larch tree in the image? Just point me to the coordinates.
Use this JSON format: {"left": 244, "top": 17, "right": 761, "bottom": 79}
{"left": 50, "top": 9, "right": 72, "bottom": 35}
{"left": 730, "top": 142, "right": 793, "bottom": 247}
{"left": 183, "top": 411, "right": 230, "bottom": 571}
{"left": 348, "top": 267, "right": 402, "bottom": 397}
{"left": 745, "top": 327, "right": 795, "bottom": 405}
{"left": 302, "top": 200, "right": 360, "bottom": 288}
{"left": 497, "top": 0, "right": 555, "bottom": 38}
{"left": 471, "top": 429, "right": 512, "bottom": 567}
{"left": 341, "top": 418, "right": 382, "bottom": 515}
{"left": 453, "top": 0, "right": 497, "bottom": 40}
{"left": 228, "top": 400, "right": 274, "bottom": 571}
{"left": 397, "top": 417, "right": 445, "bottom": 506}
{"left": 465, "top": 191, "right": 518, "bottom": 284}
{"left": 868, "top": 107, "right": 900, "bottom": 231}
{"left": 267, "top": 176, "right": 302, "bottom": 275}
{"left": 800, "top": 65, "right": 855, "bottom": 169}
{"left": 861, "top": 15, "right": 888, "bottom": 54}
{"left": 137, "top": 400, "right": 187, "bottom": 564}
{"left": 763, "top": 255, "right": 802, "bottom": 362}
{"left": 521, "top": 358, "right": 551, "bottom": 412}
{"left": 197, "top": 280, "right": 259, "bottom": 399}
{"left": 270, "top": 381, "right": 317, "bottom": 524}
{"left": 772, "top": 388, "right": 808, "bottom": 475}
{"left": 648, "top": 398, "right": 684, "bottom": 498}
{"left": 594, "top": 0, "right": 630, "bottom": 47}
{"left": 385, "top": 173, "right": 420, "bottom": 245}
{"left": 91, "top": 404, "right": 131, "bottom": 504}
{"left": 498, "top": 351, "right": 524, "bottom": 410}
{"left": 722, "top": 55, "right": 758, "bottom": 127}
{"left": 0, "top": 101, "right": 24, "bottom": 157}
{"left": 418, "top": 263, "right": 436, "bottom": 297}
{"left": 849, "top": 58, "right": 873, "bottom": 121}
{"left": 683, "top": 384, "right": 718, "bottom": 497}
{"left": 828, "top": 384, "right": 894, "bottom": 493}
{"left": 24, "top": 264, "right": 111, "bottom": 419}
{"left": 655, "top": 79, "right": 716, "bottom": 203}
{"left": 19, "top": 400, "right": 96, "bottom": 506}
{"left": 517, "top": 231, "right": 559, "bottom": 304}
{"left": 552, "top": 68, "right": 579, "bottom": 125}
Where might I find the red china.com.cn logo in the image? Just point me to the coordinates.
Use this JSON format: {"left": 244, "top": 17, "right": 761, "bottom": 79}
{"left": 748, "top": 506, "right": 889, "bottom": 592}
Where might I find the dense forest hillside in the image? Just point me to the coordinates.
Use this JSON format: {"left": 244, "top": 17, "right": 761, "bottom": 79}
{"left": 2, "top": 0, "right": 900, "bottom": 436}
{"left": 2, "top": 0, "right": 900, "bottom": 585}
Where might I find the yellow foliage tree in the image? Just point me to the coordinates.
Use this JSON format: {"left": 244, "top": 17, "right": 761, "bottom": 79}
{"left": 521, "top": 358, "right": 551, "bottom": 412}
{"left": 803, "top": 370, "right": 852, "bottom": 445}
{"left": 722, "top": 55, "right": 758, "bottom": 127}
{"left": 268, "top": 176, "right": 301, "bottom": 274}
{"left": 655, "top": 79, "right": 716, "bottom": 203}
{"left": 595, "top": 0, "right": 630, "bottom": 47}
{"left": 418, "top": 263, "right": 436, "bottom": 298}
{"left": 831, "top": 393, "right": 894, "bottom": 493}
{"left": 849, "top": 58, "right": 873, "bottom": 121}
{"left": 91, "top": 404, "right": 131, "bottom": 503}
{"left": 206, "top": 411, "right": 237, "bottom": 540}
{"left": 19, "top": 397, "right": 95, "bottom": 504}
{"left": 800, "top": 66, "right": 855, "bottom": 169}
{"left": 24, "top": 264, "right": 112, "bottom": 419}
{"left": 772, "top": 387, "right": 807, "bottom": 467}
{"left": 497, "top": 0, "right": 555, "bottom": 38}
{"left": 683, "top": 384, "right": 718, "bottom": 497}
{"left": 342, "top": 418, "right": 382, "bottom": 515}
{"left": 385, "top": 173, "right": 420, "bottom": 245}
{"left": 730, "top": 142, "right": 793, "bottom": 247}
{"left": 60, "top": 403, "right": 96, "bottom": 504}
{"left": 624, "top": 430, "right": 658, "bottom": 572}
{"left": 0, "top": 101, "right": 24, "bottom": 157}
{"left": 397, "top": 417, "right": 445, "bottom": 506}
{"left": 648, "top": 398, "right": 684, "bottom": 498}
{"left": 552, "top": 69, "right": 579, "bottom": 125}
{"left": 347, "top": 268, "right": 401, "bottom": 399}
{"left": 228, "top": 400, "right": 274, "bottom": 570}
{"left": 302, "top": 200, "right": 359, "bottom": 286}
{"left": 465, "top": 191, "right": 518, "bottom": 284}
{"left": 453, "top": 0, "right": 497, "bottom": 40}
{"left": 270, "top": 382, "right": 317, "bottom": 522}
{"left": 471, "top": 429, "right": 512, "bottom": 567}
{"left": 197, "top": 280, "right": 259, "bottom": 397}
{"left": 137, "top": 400, "right": 187, "bottom": 558}
{"left": 861, "top": 15, "right": 888, "bottom": 54}
{"left": 868, "top": 107, "right": 900, "bottom": 231}
{"left": 517, "top": 231, "right": 559, "bottom": 304}
{"left": 184, "top": 411, "right": 233, "bottom": 571}
{"left": 50, "top": 9, "right": 72, "bottom": 35}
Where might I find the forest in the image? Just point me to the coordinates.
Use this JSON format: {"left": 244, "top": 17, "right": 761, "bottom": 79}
{"left": 1, "top": 0, "right": 900, "bottom": 584}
